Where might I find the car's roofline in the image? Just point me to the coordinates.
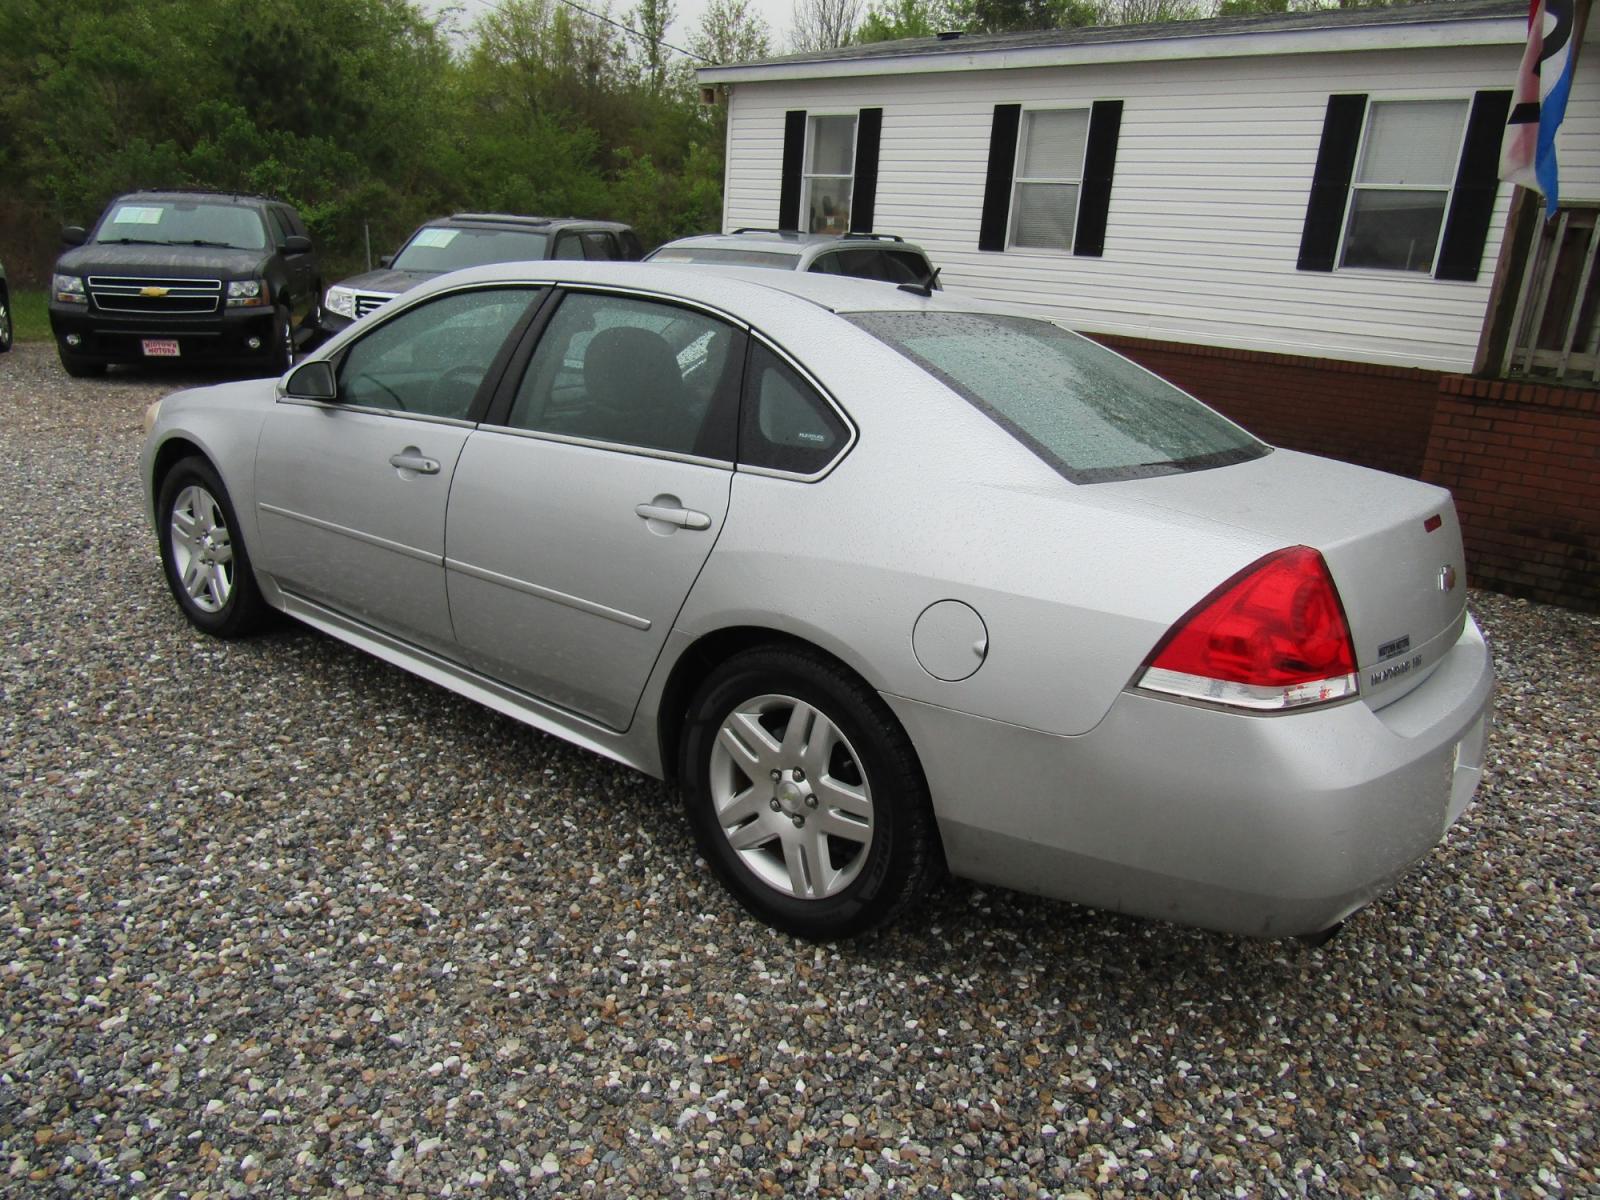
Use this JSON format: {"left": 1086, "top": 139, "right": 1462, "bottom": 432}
{"left": 658, "top": 230, "right": 927, "bottom": 253}
{"left": 110, "top": 190, "right": 285, "bottom": 208}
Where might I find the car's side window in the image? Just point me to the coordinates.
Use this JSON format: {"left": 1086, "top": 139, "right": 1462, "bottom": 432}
{"left": 740, "top": 342, "right": 849, "bottom": 476}
{"left": 553, "top": 235, "right": 584, "bottom": 261}
{"left": 882, "top": 250, "right": 932, "bottom": 284}
{"left": 505, "top": 291, "right": 741, "bottom": 460}
{"left": 267, "top": 208, "right": 294, "bottom": 249}
{"left": 335, "top": 288, "right": 538, "bottom": 419}
{"left": 580, "top": 232, "right": 617, "bottom": 261}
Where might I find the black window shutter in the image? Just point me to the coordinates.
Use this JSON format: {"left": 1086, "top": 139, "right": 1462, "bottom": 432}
{"left": 1297, "top": 93, "right": 1367, "bottom": 273}
{"left": 979, "top": 104, "right": 1022, "bottom": 252}
{"left": 779, "top": 110, "right": 806, "bottom": 231}
{"left": 849, "top": 108, "right": 883, "bottom": 233}
{"left": 1074, "top": 99, "right": 1123, "bottom": 257}
{"left": 1436, "top": 89, "right": 1512, "bottom": 282}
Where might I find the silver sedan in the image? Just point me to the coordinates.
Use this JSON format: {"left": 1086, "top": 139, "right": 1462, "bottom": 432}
{"left": 140, "top": 262, "right": 1492, "bottom": 941}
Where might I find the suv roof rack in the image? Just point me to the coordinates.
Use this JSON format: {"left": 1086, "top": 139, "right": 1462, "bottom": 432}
{"left": 731, "top": 228, "right": 807, "bottom": 239}
{"left": 122, "top": 188, "right": 284, "bottom": 205}
{"left": 448, "top": 212, "right": 555, "bottom": 226}
{"left": 840, "top": 232, "right": 905, "bottom": 243}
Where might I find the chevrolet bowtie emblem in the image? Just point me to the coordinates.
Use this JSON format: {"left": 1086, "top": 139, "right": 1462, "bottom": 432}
{"left": 140, "top": 286, "right": 169, "bottom": 297}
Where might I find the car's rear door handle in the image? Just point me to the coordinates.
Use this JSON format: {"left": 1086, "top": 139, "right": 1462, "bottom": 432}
{"left": 389, "top": 452, "right": 440, "bottom": 475}
{"left": 635, "top": 502, "right": 711, "bottom": 530}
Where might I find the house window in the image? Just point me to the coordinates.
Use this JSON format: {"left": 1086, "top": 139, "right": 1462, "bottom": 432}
{"left": 803, "top": 115, "right": 856, "bottom": 235}
{"left": 1340, "top": 99, "right": 1469, "bottom": 273}
{"left": 1009, "top": 109, "right": 1090, "bottom": 251}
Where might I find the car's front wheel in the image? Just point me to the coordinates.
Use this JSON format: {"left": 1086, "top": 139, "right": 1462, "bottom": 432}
{"left": 156, "top": 456, "right": 268, "bottom": 638}
{"left": 271, "top": 305, "right": 294, "bottom": 374}
{"left": 0, "top": 288, "right": 12, "bottom": 353}
{"left": 681, "top": 646, "right": 939, "bottom": 939}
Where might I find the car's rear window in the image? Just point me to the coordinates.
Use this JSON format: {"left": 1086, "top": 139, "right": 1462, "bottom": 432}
{"left": 649, "top": 248, "right": 802, "bottom": 270}
{"left": 393, "top": 227, "right": 550, "bottom": 272}
{"left": 847, "top": 311, "right": 1269, "bottom": 483}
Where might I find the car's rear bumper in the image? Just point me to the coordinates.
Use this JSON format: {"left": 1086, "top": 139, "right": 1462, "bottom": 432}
{"left": 49, "top": 305, "right": 278, "bottom": 365}
{"left": 886, "top": 614, "right": 1493, "bottom": 938}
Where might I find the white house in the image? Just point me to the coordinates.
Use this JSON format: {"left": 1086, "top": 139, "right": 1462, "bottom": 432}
{"left": 698, "top": 0, "right": 1598, "bottom": 378}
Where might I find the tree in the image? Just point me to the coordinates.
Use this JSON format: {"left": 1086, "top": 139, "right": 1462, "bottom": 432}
{"left": 857, "top": 0, "right": 960, "bottom": 41}
{"left": 690, "top": 0, "right": 773, "bottom": 64}
{"left": 630, "top": 0, "right": 677, "bottom": 92}
{"left": 789, "top": 0, "right": 863, "bottom": 51}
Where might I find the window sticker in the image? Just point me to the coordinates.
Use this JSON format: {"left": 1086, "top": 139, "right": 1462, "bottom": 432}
{"left": 112, "top": 206, "right": 164, "bottom": 225}
{"left": 410, "top": 228, "right": 460, "bottom": 249}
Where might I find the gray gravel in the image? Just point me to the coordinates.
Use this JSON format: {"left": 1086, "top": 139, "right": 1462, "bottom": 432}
{"left": 1, "top": 341, "right": 1596, "bottom": 1198}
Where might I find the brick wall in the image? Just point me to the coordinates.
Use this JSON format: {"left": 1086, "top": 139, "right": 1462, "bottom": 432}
{"left": 1088, "top": 333, "right": 1599, "bottom": 614}
{"left": 1093, "top": 334, "right": 1443, "bottom": 478}
{"left": 1423, "top": 377, "right": 1600, "bottom": 612}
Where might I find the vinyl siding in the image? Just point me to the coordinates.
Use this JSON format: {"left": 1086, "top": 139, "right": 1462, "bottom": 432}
{"left": 721, "top": 41, "right": 1600, "bottom": 372}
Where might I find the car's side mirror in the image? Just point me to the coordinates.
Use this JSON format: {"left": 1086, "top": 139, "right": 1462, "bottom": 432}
{"left": 284, "top": 360, "right": 336, "bottom": 400}
{"left": 379, "top": 254, "right": 394, "bottom": 269}
{"left": 284, "top": 234, "right": 312, "bottom": 255}
{"left": 61, "top": 225, "right": 87, "bottom": 247}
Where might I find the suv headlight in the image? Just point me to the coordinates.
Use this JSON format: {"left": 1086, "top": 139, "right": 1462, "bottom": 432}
{"left": 325, "top": 286, "right": 356, "bottom": 320}
{"left": 53, "top": 274, "right": 87, "bottom": 304}
{"left": 226, "top": 279, "right": 269, "bottom": 308}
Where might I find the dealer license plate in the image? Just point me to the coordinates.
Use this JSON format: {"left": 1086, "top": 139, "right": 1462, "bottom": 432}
{"left": 141, "top": 338, "right": 180, "bottom": 358}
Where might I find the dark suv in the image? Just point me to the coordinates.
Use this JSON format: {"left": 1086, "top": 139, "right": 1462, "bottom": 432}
{"left": 322, "top": 213, "right": 644, "bottom": 335}
{"left": 49, "top": 191, "right": 321, "bottom": 377}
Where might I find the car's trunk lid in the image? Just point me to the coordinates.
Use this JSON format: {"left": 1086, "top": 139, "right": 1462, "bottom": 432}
{"left": 1098, "top": 449, "right": 1468, "bottom": 709}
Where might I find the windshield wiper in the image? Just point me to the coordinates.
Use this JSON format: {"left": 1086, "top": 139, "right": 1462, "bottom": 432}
{"left": 168, "top": 239, "right": 243, "bottom": 249}
{"left": 100, "top": 237, "right": 166, "bottom": 246}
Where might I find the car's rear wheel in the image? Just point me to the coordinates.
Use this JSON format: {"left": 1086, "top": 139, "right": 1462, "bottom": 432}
{"left": 60, "top": 352, "right": 105, "bottom": 378}
{"left": 157, "top": 456, "right": 268, "bottom": 638}
{"left": 681, "top": 646, "right": 938, "bottom": 939}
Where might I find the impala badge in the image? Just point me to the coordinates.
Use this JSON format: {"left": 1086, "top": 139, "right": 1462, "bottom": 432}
{"left": 1438, "top": 564, "right": 1457, "bottom": 593}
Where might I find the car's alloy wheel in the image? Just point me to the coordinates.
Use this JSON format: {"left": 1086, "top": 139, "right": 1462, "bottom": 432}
{"left": 272, "top": 305, "right": 294, "bottom": 374}
{"left": 157, "top": 456, "right": 267, "bottom": 637}
{"left": 682, "top": 647, "right": 938, "bottom": 938}
{"left": 0, "top": 291, "right": 12, "bottom": 353}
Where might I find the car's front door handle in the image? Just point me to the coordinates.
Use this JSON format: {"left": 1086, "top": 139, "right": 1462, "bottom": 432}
{"left": 635, "top": 502, "right": 711, "bottom": 530}
{"left": 389, "top": 452, "right": 440, "bottom": 475}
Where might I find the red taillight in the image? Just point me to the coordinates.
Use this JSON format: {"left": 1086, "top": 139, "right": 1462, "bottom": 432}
{"left": 1137, "top": 546, "right": 1358, "bottom": 711}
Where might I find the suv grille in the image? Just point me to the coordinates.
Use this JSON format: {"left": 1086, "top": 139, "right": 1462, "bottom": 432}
{"left": 354, "top": 293, "right": 393, "bottom": 318}
{"left": 89, "top": 275, "right": 222, "bottom": 315}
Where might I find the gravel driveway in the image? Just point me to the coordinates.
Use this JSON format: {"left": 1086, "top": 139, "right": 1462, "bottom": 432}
{"left": 1, "top": 342, "right": 1596, "bottom": 1198}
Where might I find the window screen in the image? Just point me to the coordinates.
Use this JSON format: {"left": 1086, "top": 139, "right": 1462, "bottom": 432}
{"left": 1341, "top": 99, "right": 1468, "bottom": 273}
{"left": 740, "top": 344, "right": 849, "bottom": 475}
{"left": 1010, "top": 109, "right": 1089, "bottom": 251}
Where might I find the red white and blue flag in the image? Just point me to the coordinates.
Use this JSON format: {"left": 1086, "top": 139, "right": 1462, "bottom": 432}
{"left": 1501, "top": 0, "right": 1579, "bottom": 217}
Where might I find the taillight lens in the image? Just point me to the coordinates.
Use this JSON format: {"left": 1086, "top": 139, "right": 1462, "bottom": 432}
{"left": 1137, "top": 546, "right": 1358, "bottom": 711}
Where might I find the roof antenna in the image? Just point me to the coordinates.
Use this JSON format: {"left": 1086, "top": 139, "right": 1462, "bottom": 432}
{"left": 898, "top": 267, "right": 940, "bottom": 298}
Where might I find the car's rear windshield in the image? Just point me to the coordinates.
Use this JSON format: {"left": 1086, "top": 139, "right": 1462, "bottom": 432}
{"left": 847, "top": 311, "right": 1269, "bottom": 484}
{"left": 392, "top": 227, "right": 551, "bottom": 272}
{"left": 95, "top": 201, "right": 267, "bottom": 251}
{"left": 649, "top": 247, "right": 802, "bottom": 270}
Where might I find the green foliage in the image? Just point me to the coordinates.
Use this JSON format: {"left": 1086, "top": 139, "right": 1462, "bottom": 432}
{"left": 7, "top": 289, "right": 51, "bottom": 343}
{"left": 0, "top": 0, "right": 736, "bottom": 279}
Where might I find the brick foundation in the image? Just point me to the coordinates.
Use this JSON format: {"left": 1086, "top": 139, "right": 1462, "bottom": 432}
{"left": 1089, "top": 334, "right": 1600, "bottom": 614}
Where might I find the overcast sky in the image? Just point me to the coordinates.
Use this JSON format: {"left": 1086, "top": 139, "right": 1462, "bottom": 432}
{"left": 428, "top": 0, "right": 800, "bottom": 64}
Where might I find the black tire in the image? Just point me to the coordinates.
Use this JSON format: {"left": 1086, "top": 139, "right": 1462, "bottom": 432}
{"left": 0, "top": 287, "right": 12, "bottom": 353}
{"left": 60, "top": 352, "right": 106, "bottom": 378}
{"left": 270, "top": 304, "right": 294, "bottom": 374}
{"left": 156, "top": 456, "right": 269, "bottom": 638}
{"left": 680, "top": 645, "right": 939, "bottom": 939}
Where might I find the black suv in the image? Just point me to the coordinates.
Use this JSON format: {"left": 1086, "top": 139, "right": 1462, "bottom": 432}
{"left": 322, "top": 213, "right": 644, "bottom": 335}
{"left": 49, "top": 191, "right": 321, "bottom": 377}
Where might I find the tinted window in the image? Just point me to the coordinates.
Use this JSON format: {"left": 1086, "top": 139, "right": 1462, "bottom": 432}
{"left": 848, "top": 312, "right": 1267, "bottom": 483}
{"left": 553, "top": 235, "right": 584, "bottom": 261}
{"left": 336, "top": 288, "right": 537, "bottom": 419}
{"left": 267, "top": 208, "right": 295, "bottom": 248}
{"left": 96, "top": 201, "right": 267, "bottom": 250}
{"left": 740, "top": 343, "right": 849, "bottom": 476}
{"left": 507, "top": 292, "right": 741, "bottom": 459}
{"left": 391, "top": 227, "right": 551, "bottom": 272}
{"left": 580, "top": 231, "right": 617, "bottom": 260}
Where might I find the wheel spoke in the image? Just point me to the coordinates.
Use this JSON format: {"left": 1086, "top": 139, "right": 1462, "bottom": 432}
{"left": 207, "top": 562, "right": 232, "bottom": 605}
{"left": 814, "top": 806, "right": 871, "bottom": 844}
{"left": 779, "top": 701, "right": 818, "bottom": 760}
{"left": 797, "top": 708, "right": 842, "bottom": 776}
{"left": 726, "top": 813, "right": 782, "bottom": 852}
{"left": 783, "top": 837, "right": 816, "bottom": 897}
{"left": 815, "top": 775, "right": 872, "bottom": 821}
{"left": 716, "top": 785, "right": 770, "bottom": 828}
{"left": 171, "top": 506, "right": 199, "bottom": 542}
{"left": 718, "top": 713, "right": 777, "bottom": 776}
{"left": 182, "top": 557, "right": 208, "bottom": 599}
